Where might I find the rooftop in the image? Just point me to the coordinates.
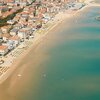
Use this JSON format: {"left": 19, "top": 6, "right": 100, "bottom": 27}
{"left": 0, "top": 45, "right": 8, "bottom": 50}
{"left": 9, "top": 35, "right": 20, "bottom": 40}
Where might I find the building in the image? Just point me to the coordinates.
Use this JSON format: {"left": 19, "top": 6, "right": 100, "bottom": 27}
{"left": 2, "top": 33, "right": 11, "bottom": 42}
{"left": 1, "top": 26, "right": 10, "bottom": 33}
{"left": 7, "top": 19, "right": 16, "bottom": 25}
{"left": 10, "top": 28, "right": 19, "bottom": 36}
{"left": 18, "top": 28, "right": 29, "bottom": 40}
{"left": 0, "top": 45, "right": 8, "bottom": 56}
{"left": 9, "top": 35, "right": 20, "bottom": 47}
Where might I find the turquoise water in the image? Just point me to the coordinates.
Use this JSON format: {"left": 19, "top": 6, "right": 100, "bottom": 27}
{"left": 17, "top": 6, "right": 100, "bottom": 100}
{"left": 36, "top": 7, "right": 100, "bottom": 100}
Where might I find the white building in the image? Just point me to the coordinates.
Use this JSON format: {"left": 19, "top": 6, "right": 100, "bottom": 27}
{"left": 7, "top": 20, "right": 16, "bottom": 25}
{"left": 18, "top": 28, "right": 29, "bottom": 40}
{"left": 9, "top": 35, "right": 20, "bottom": 47}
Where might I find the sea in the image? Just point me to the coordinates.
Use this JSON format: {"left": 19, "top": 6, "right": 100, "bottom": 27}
{"left": 0, "top": 1, "right": 100, "bottom": 100}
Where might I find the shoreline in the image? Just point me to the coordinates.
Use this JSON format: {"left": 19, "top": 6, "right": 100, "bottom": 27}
{"left": 0, "top": 2, "right": 94, "bottom": 84}
{"left": 0, "top": 11, "right": 69, "bottom": 84}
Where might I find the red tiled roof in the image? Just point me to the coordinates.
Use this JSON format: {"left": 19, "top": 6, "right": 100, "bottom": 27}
{"left": 0, "top": 45, "right": 8, "bottom": 50}
{"left": 2, "top": 33, "right": 11, "bottom": 38}
{"left": 9, "top": 35, "right": 20, "bottom": 40}
{"left": 6, "top": 0, "right": 14, "bottom": 3}
{"left": 21, "top": 11, "right": 29, "bottom": 15}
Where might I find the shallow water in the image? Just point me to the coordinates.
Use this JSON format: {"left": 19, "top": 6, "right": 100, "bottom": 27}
{"left": 0, "top": 6, "right": 100, "bottom": 100}
{"left": 31, "top": 6, "right": 100, "bottom": 100}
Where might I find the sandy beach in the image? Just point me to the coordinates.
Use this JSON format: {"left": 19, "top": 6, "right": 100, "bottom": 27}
{"left": 0, "top": 6, "right": 77, "bottom": 84}
{"left": 0, "top": 0, "right": 96, "bottom": 84}
{"left": 0, "top": 11, "right": 70, "bottom": 100}
{"left": 0, "top": 1, "right": 98, "bottom": 99}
